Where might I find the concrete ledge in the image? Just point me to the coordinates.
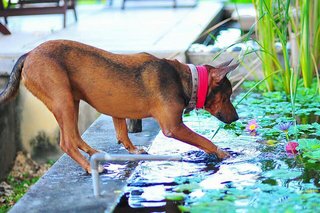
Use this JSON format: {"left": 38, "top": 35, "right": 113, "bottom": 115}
{"left": 9, "top": 115, "right": 160, "bottom": 213}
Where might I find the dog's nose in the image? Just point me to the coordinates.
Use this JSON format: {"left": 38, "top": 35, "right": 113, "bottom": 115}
{"left": 233, "top": 113, "right": 239, "bottom": 122}
{"left": 226, "top": 113, "right": 239, "bottom": 124}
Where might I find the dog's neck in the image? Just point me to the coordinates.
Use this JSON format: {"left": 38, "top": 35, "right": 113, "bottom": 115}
{"left": 186, "top": 64, "right": 208, "bottom": 110}
{"left": 163, "top": 59, "right": 210, "bottom": 110}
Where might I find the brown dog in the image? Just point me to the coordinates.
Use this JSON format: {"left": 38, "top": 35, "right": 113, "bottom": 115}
{"left": 0, "top": 40, "right": 238, "bottom": 173}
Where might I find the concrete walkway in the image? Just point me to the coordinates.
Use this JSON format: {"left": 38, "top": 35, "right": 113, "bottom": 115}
{"left": 0, "top": 0, "right": 223, "bottom": 74}
{"left": 9, "top": 116, "right": 160, "bottom": 213}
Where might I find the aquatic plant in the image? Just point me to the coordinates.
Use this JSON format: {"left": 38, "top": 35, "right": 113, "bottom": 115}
{"left": 246, "top": 119, "right": 259, "bottom": 135}
{"left": 176, "top": 183, "right": 320, "bottom": 212}
{"left": 253, "top": 0, "right": 320, "bottom": 94}
{"left": 224, "top": 80, "right": 319, "bottom": 156}
{"left": 278, "top": 121, "right": 293, "bottom": 132}
{"left": 297, "top": 139, "right": 320, "bottom": 163}
{"left": 285, "top": 141, "right": 299, "bottom": 154}
{"left": 173, "top": 83, "right": 320, "bottom": 212}
{"left": 293, "top": 0, "right": 320, "bottom": 89}
{"left": 253, "top": 0, "right": 280, "bottom": 92}
{"left": 278, "top": 121, "right": 293, "bottom": 141}
{"left": 253, "top": 0, "right": 292, "bottom": 94}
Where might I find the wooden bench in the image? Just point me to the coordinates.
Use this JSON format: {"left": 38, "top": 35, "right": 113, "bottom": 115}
{"left": 0, "top": 0, "right": 77, "bottom": 35}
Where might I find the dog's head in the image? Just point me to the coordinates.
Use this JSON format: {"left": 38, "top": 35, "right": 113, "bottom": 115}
{"left": 204, "top": 60, "right": 239, "bottom": 124}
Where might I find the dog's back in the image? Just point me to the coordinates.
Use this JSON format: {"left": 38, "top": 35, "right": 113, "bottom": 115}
{"left": 21, "top": 40, "right": 185, "bottom": 119}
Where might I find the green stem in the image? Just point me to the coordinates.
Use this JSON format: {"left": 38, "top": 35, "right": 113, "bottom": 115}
{"left": 300, "top": 0, "right": 312, "bottom": 88}
{"left": 285, "top": 132, "right": 290, "bottom": 142}
{"left": 211, "top": 70, "right": 281, "bottom": 140}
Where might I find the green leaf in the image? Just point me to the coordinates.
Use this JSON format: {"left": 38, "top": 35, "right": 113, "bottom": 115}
{"left": 297, "top": 139, "right": 320, "bottom": 151}
{"left": 263, "top": 168, "right": 302, "bottom": 179}
{"left": 297, "top": 139, "right": 320, "bottom": 162}
{"left": 165, "top": 192, "right": 186, "bottom": 201}
{"left": 173, "top": 183, "right": 200, "bottom": 193}
{"left": 178, "top": 205, "right": 191, "bottom": 213}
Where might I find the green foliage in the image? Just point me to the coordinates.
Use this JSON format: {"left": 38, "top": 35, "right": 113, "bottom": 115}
{"left": 225, "top": 79, "right": 319, "bottom": 169}
{"left": 165, "top": 192, "right": 186, "bottom": 201}
{"left": 254, "top": 0, "right": 280, "bottom": 92}
{"left": 0, "top": 175, "right": 39, "bottom": 212}
{"left": 173, "top": 183, "right": 200, "bottom": 193}
{"left": 229, "top": 0, "right": 252, "bottom": 4}
{"left": 2, "top": 0, "right": 8, "bottom": 8}
{"left": 297, "top": 139, "right": 320, "bottom": 163}
{"left": 227, "top": 80, "right": 320, "bottom": 141}
{"left": 175, "top": 86, "right": 320, "bottom": 211}
{"left": 176, "top": 79, "right": 320, "bottom": 212}
{"left": 298, "top": 0, "right": 319, "bottom": 88}
{"left": 252, "top": 0, "right": 319, "bottom": 94}
{"left": 178, "top": 184, "right": 320, "bottom": 212}
{"left": 77, "top": 0, "right": 107, "bottom": 5}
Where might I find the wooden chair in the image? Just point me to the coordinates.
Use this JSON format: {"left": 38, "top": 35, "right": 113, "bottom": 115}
{"left": 0, "top": 0, "right": 77, "bottom": 35}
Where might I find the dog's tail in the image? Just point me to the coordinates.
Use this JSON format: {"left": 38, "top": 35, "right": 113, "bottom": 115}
{"left": 0, "top": 53, "right": 28, "bottom": 103}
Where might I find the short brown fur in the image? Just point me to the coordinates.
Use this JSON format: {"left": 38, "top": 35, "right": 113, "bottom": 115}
{"left": 0, "top": 40, "right": 239, "bottom": 173}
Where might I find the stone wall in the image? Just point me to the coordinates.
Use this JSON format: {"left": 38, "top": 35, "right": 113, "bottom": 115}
{"left": 0, "top": 76, "right": 21, "bottom": 181}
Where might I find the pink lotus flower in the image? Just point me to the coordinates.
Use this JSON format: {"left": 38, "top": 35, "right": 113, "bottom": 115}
{"left": 246, "top": 119, "right": 259, "bottom": 136}
{"left": 285, "top": 141, "right": 299, "bottom": 154}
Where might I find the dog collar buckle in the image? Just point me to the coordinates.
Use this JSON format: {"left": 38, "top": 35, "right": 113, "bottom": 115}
{"left": 186, "top": 64, "right": 198, "bottom": 110}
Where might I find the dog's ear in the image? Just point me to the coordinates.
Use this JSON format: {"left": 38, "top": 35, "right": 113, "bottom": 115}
{"left": 215, "top": 59, "right": 233, "bottom": 68}
{"left": 211, "top": 62, "right": 239, "bottom": 83}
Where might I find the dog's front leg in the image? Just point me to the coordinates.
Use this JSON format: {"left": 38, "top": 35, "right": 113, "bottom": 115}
{"left": 112, "top": 117, "right": 147, "bottom": 154}
{"left": 157, "top": 113, "right": 229, "bottom": 159}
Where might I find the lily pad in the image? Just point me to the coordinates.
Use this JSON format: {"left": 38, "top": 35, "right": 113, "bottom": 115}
{"left": 263, "top": 168, "right": 302, "bottom": 179}
{"left": 298, "top": 139, "right": 320, "bottom": 151}
{"left": 173, "top": 183, "right": 200, "bottom": 193}
{"left": 165, "top": 192, "right": 186, "bottom": 201}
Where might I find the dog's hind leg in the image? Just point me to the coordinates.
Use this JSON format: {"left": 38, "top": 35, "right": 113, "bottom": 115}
{"left": 22, "top": 75, "right": 96, "bottom": 173}
{"left": 52, "top": 96, "right": 94, "bottom": 172}
{"left": 112, "top": 117, "right": 147, "bottom": 154}
{"left": 73, "top": 100, "right": 98, "bottom": 156}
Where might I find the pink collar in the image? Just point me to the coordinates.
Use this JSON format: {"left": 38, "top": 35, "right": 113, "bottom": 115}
{"left": 196, "top": 65, "right": 208, "bottom": 108}
{"left": 186, "top": 64, "right": 208, "bottom": 110}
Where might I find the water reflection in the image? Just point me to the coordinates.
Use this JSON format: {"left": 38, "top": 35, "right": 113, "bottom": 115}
{"left": 101, "top": 161, "right": 137, "bottom": 181}
{"left": 112, "top": 111, "right": 319, "bottom": 211}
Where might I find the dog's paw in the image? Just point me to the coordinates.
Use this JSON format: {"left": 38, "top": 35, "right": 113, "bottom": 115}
{"left": 216, "top": 148, "right": 231, "bottom": 159}
{"left": 86, "top": 164, "right": 105, "bottom": 174}
{"left": 129, "top": 148, "right": 148, "bottom": 155}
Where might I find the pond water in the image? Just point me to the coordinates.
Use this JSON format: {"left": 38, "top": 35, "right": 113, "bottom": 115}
{"left": 110, "top": 110, "right": 319, "bottom": 212}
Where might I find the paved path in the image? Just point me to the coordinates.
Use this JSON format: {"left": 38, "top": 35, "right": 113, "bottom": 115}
{"left": 9, "top": 116, "right": 160, "bottom": 213}
{"left": 0, "top": 1, "right": 223, "bottom": 74}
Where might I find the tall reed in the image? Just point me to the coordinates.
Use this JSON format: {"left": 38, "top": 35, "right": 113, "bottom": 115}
{"left": 299, "top": 0, "right": 312, "bottom": 88}
{"left": 254, "top": 0, "right": 279, "bottom": 91}
{"left": 254, "top": 0, "right": 293, "bottom": 94}
{"left": 254, "top": 0, "right": 319, "bottom": 94}
{"left": 299, "top": 0, "right": 319, "bottom": 89}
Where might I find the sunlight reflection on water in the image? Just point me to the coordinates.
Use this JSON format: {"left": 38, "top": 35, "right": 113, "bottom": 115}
{"left": 111, "top": 111, "right": 313, "bottom": 211}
